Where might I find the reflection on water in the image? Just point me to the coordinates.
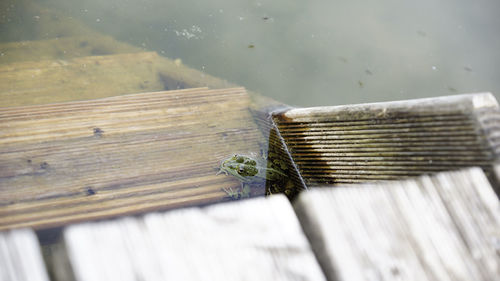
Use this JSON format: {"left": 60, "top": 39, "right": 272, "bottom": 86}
{"left": 1, "top": 0, "right": 496, "bottom": 106}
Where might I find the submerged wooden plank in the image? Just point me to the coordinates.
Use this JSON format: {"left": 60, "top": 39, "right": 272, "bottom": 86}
{"left": 0, "top": 87, "right": 265, "bottom": 230}
{"left": 274, "top": 93, "right": 500, "bottom": 186}
{"left": 54, "top": 195, "right": 325, "bottom": 281}
{"left": 0, "top": 0, "right": 96, "bottom": 43}
{"left": 0, "top": 51, "right": 233, "bottom": 107}
{"left": 0, "top": 35, "right": 143, "bottom": 64}
{"left": 293, "top": 168, "right": 500, "bottom": 281}
{"left": 0, "top": 229, "right": 50, "bottom": 281}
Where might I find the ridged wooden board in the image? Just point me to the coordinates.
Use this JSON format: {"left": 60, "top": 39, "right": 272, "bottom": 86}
{"left": 0, "top": 87, "right": 264, "bottom": 230}
{"left": 0, "top": 228, "right": 50, "bottom": 281}
{"left": 0, "top": 51, "right": 233, "bottom": 107}
{"left": 293, "top": 168, "right": 500, "bottom": 281}
{"left": 54, "top": 195, "right": 326, "bottom": 281}
{"left": 273, "top": 93, "right": 500, "bottom": 186}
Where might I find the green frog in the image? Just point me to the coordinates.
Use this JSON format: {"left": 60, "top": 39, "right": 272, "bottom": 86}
{"left": 216, "top": 154, "right": 286, "bottom": 199}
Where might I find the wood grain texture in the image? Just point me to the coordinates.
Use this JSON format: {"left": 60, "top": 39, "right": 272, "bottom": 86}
{"left": 56, "top": 195, "right": 326, "bottom": 281}
{"left": 0, "top": 87, "right": 265, "bottom": 230}
{"left": 0, "top": 229, "right": 50, "bottom": 281}
{"left": 274, "top": 93, "right": 500, "bottom": 186}
{"left": 293, "top": 167, "right": 500, "bottom": 281}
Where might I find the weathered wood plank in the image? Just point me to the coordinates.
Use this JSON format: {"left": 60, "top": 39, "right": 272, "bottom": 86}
{"left": 0, "top": 51, "right": 233, "bottom": 107}
{"left": 0, "top": 229, "right": 49, "bottom": 281}
{"left": 53, "top": 195, "right": 325, "bottom": 281}
{"left": 274, "top": 93, "right": 500, "bottom": 187}
{"left": 293, "top": 167, "right": 500, "bottom": 281}
{"left": 0, "top": 87, "right": 265, "bottom": 230}
{"left": 0, "top": 35, "right": 143, "bottom": 64}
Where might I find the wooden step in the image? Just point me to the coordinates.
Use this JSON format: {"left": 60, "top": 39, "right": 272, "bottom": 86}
{"left": 0, "top": 51, "right": 233, "bottom": 107}
{"left": 0, "top": 87, "right": 263, "bottom": 230}
{"left": 0, "top": 35, "right": 143, "bottom": 64}
{"left": 273, "top": 93, "right": 500, "bottom": 187}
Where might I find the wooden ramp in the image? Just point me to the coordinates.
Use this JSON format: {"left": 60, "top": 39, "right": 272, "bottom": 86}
{"left": 0, "top": 87, "right": 265, "bottom": 230}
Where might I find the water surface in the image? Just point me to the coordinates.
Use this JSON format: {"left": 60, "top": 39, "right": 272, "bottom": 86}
{"left": 2, "top": 0, "right": 499, "bottom": 106}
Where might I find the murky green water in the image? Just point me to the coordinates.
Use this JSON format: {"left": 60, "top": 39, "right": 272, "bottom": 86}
{"left": 2, "top": 0, "right": 500, "bottom": 106}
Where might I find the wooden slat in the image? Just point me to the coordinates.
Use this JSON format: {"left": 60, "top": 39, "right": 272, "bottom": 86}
{"left": 54, "top": 195, "right": 325, "bottom": 281}
{"left": 293, "top": 168, "right": 500, "bottom": 281}
{"left": 0, "top": 87, "right": 265, "bottom": 230}
{"left": 274, "top": 93, "right": 500, "bottom": 186}
{"left": 0, "top": 51, "right": 233, "bottom": 107}
{"left": 0, "top": 35, "right": 143, "bottom": 64}
{"left": 0, "top": 229, "right": 50, "bottom": 281}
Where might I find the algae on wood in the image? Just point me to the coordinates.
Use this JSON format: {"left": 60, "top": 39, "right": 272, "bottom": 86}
{"left": 0, "top": 52, "right": 233, "bottom": 107}
{"left": 273, "top": 93, "right": 500, "bottom": 187}
{"left": 0, "top": 35, "right": 144, "bottom": 64}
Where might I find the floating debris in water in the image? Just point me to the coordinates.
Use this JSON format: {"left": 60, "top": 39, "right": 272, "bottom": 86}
{"left": 337, "top": 56, "right": 348, "bottom": 63}
{"left": 248, "top": 44, "right": 255, "bottom": 49}
{"left": 448, "top": 87, "right": 457, "bottom": 92}
{"left": 365, "top": 69, "right": 373, "bottom": 75}
{"left": 417, "top": 30, "right": 427, "bottom": 37}
{"left": 358, "top": 80, "right": 364, "bottom": 88}
{"left": 464, "top": 66, "right": 472, "bottom": 72}
{"left": 174, "top": 25, "right": 203, "bottom": 40}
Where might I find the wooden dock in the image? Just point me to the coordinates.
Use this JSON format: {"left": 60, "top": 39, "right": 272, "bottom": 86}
{"left": 1, "top": 1, "right": 500, "bottom": 280}
{"left": 1, "top": 167, "right": 499, "bottom": 280}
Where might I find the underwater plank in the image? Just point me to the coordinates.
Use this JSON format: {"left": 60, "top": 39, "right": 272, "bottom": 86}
{"left": 293, "top": 167, "right": 500, "bottom": 281}
{"left": 274, "top": 93, "right": 500, "bottom": 188}
{"left": 0, "top": 51, "right": 233, "bottom": 107}
{"left": 0, "top": 35, "right": 143, "bottom": 64}
{"left": 55, "top": 195, "right": 325, "bottom": 281}
{"left": 0, "top": 87, "right": 264, "bottom": 230}
{"left": 0, "top": 229, "right": 50, "bottom": 281}
{"left": 0, "top": 0, "right": 96, "bottom": 43}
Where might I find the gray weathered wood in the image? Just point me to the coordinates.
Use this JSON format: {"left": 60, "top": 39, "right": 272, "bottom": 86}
{"left": 293, "top": 167, "right": 500, "bottom": 281}
{"left": 0, "top": 229, "right": 49, "bottom": 281}
{"left": 56, "top": 195, "right": 326, "bottom": 281}
{"left": 274, "top": 93, "right": 500, "bottom": 187}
